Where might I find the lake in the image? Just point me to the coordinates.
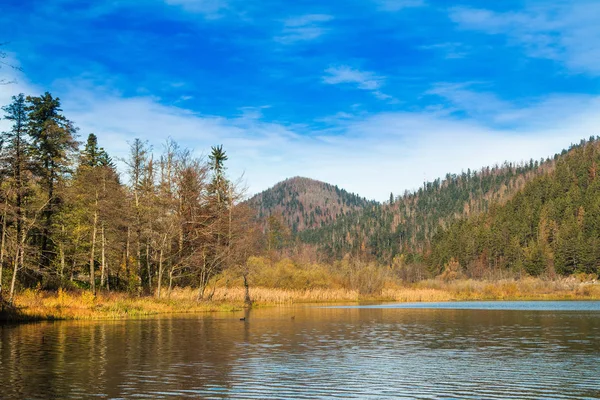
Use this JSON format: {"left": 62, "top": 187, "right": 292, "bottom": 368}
{"left": 1, "top": 301, "right": 600, "bottom": 399}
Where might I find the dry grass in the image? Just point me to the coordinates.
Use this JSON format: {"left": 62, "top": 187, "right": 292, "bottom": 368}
{"left": 5, "top": 277, "right": 600, "bottom": 321}
{"left": 415, "top": 277, "right": 600, "bottom": 301}
{"left": 8, "top": 288, "right": 243, "bottom": 321}
{"left": 171, "top": 287, "right": 360, "bottom": 304}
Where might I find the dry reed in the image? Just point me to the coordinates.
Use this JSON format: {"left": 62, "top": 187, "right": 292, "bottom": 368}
{"left": 6, "top": 277, "right": 600, "bottom": 321}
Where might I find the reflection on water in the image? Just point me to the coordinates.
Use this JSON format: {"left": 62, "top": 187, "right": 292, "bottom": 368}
{"left": 1, "top": 302, "right": 600, "bottom": 399}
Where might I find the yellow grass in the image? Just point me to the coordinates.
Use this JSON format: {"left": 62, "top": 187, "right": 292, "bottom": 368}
{"left": 414, "top": 277, "right": 600, "bottom": 301}
{"left": 5, "top": 277, "right": 600, "bottom": 321}
{"left": 8, "top": 288, "right": 243, "bottom": 321}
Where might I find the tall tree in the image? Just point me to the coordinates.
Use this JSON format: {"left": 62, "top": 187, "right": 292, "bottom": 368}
{"left": 208, "top": 145, "right": 229, "bottom": 207}
{"left": 0, "top": 94, "right": 30, "bottom": 298}
{"left": 26, "top": 92, "right": 77, "bottom": 271}
{"left": 126, "top": 138, "right": 149, "bottom": 293}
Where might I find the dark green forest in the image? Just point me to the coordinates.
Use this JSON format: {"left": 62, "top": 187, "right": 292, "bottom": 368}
{"left": 431, "top": 138, "right": 600, "bottom": 277}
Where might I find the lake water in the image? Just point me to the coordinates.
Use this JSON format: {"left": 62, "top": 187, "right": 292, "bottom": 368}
{"left": 1, "top": 301, "right": 600, "bottom": 399}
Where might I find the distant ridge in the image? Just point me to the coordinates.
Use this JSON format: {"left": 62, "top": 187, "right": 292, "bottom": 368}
{"left": 247, "top": 176, "right": 374, "bottom": 232}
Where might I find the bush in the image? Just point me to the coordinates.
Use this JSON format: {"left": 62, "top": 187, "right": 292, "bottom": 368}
{"left": 439, "top": 258, "right": 463, "bottom": 281}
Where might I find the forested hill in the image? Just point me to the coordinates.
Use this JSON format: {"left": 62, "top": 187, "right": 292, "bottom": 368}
{"left": 247, "top": 177, "right": 374, "bottom": 232}
{"left": 430, "top": 137, "right": 600, "bottom": 277}
{"left": 298, "top": 145, "right": 561, "bottom": 264}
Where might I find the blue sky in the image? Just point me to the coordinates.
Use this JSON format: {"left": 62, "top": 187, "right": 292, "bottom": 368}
{"left": 1, "top": 0, "right": 600, "bottom": 200}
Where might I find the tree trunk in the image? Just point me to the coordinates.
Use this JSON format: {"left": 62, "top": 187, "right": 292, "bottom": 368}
{"left": 70, "top": 258, "right": 75, "bottom": 281}
{"left": 157, "top": 247, "right": 163, "bottom": 298}
{"left": 197, "top": 269, "right": 206, "bottom": 301}
{"left": 9, "top": 247, "right": 19, "bottom": 304}
{"left": 100, "top": 225, "right": 106, "bottom": 289}
{"left": 168, "top": 268, "right": 174, "bottom": 299}
{"left": 0, "top": 198, "right": 7, "bottom": 297}
{"left": 197, "top": 252, "right": 208, "bottom": 301}
{"left": 243, "top": 273, "right": 252, "bottom": 306}
{"left": 146, "top": 242, "right": 151, "bottom": 292}
{"left": 125, "top": 226, "right": 130, "bottom": 279}
{"left": 136, "top": 233, "right": 142, "bottom": 295}
{"left": 207, "top": 277, "right": 218, "bottom": 301}
{"left": 59, "top": 243, "right": 65, "bottom": 280}
{"left": 89, "top": 204, "right": 98, "bottom": 295}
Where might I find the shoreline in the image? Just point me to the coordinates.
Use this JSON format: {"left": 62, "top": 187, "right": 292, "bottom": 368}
{"left": 2, "top": 277, "right": 600, "bottom": 322}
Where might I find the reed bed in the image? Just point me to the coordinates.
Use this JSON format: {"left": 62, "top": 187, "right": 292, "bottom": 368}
{"left": 415, "top": 277, "right": 600, "bottom": 301}
{"left": 168, "top": 287, "right": 360, "bottom": 303}
{"left": 5, "top": 277, "right": 600, "bottom": 321}
{"left": 8, "top": 289, "right": 241, "bottom": 321}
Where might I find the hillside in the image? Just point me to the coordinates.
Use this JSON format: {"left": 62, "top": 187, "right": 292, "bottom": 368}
{"left": 299, "top": 151, "right": 556, "bottom": 264}
{"left": 430, "top": 137, "right": 600, "bottom": 277}
{"left": 247, "top": 176, "right": 374, "bottom": 233}
{"left": 248, "top": 138, "right": 600, "bottom": 279}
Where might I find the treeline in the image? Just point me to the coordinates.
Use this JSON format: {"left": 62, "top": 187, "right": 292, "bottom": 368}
{"left": 300, "top": 153, "right": 551, "bottom": 264}
{"left": 431, "top": 137, "right": 600, "bottom": 278}
{"left": 0, "top": 92, "right": 258, "bottom": 304}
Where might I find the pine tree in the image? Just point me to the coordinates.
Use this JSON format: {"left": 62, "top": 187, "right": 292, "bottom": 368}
{"left": 0, "top": 94, "right": 30, "bottom": 300}
{"left": 26, "top": 92, "right": 78, "bottom": 271}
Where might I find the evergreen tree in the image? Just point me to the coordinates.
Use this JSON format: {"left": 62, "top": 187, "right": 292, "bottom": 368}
{"left": 0, "top": 94, "right": 30, "bottom": 299}
{"left": 26, "top": 92, "right": 78, "bottom": 271}
{"left": 81, "top": 133, "right": 100, "bottom": 167}
{"left": 208, "top": 144, "right": 229, "bottom": 207}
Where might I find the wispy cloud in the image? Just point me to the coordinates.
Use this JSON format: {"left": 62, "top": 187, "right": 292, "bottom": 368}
{"left": 420, "top": 42, "right": 469, "bottom": 59}
{"left": 449, "top": 2, "right": 600, "bottom": 75}
{"left": 323, "top": 66, "right": 382, "bottom": 90}
{"left": 375, "top": 0, "right": 426, "bottom": 12}
{"left": 275, "top": 14, "right": 333, "bottom": 44}
{"left": 427, "top": 82, "right": 598, "bottom": 129}
{"left": 323, "top": 66, "right": 391, "bottom": 100}
{"left": 163, "top": 0, "right": 230, "bottom": 18}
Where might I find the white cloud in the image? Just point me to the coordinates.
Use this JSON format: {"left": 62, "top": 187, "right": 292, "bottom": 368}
{"left": 449, "top": 2, "right": 600, "bottom": 75}
{"left": 323, "top": 66, "right": 382, "bottom": 90}
{"left": 275, "top": 14, "right": 333, "bottom": 44}
{"left": 323, "top": 66, "right": 394, "bottom": 101}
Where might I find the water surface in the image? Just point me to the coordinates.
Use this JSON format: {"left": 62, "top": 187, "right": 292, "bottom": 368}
{"left": 1, "top": 301, "right": 599, "bottom": 399}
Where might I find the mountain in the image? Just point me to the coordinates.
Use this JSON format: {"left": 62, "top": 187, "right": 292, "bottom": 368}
{"left": 247, "top": 176, "right": 374, "bottom": 233}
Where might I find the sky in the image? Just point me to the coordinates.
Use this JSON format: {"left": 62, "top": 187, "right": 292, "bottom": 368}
{"left": 1, "top": 0, "right": 600, "bottom": 201}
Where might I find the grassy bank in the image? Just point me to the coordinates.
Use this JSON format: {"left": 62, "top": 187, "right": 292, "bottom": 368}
{"left": 3, "top": 277, "right": 599, "bottom": 322}
{"left": 2, "top": 289, "right": 243, "bottom": 322}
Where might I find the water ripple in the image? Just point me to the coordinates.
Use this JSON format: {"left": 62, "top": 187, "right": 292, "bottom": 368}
{"left": 1, "top": 303, "right": 600, "bottom": 399}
